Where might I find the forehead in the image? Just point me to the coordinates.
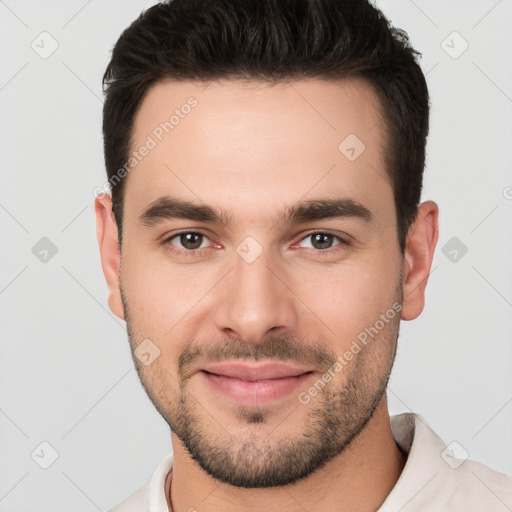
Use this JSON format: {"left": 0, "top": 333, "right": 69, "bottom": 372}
{"left": 125, "top": 77, "right": 393, "bottom": 230}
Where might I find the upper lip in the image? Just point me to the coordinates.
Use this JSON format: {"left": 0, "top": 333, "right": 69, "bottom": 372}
{"left": 201, "top": 361, "right": 313, "bottom": 381}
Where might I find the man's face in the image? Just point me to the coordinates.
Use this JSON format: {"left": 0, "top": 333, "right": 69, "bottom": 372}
{"left": 116, "top": 78, "right": 406, "bottom": 487}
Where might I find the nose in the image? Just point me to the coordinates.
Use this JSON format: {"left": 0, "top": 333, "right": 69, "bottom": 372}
{"left": 212, "top": 247, "right": 299, "bottom": 344}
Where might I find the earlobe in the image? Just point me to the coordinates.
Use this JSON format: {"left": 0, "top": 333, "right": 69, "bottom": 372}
{"left": 94, "top": 195, "right": 125, "bottom": 320}
{"left": 400, "top": 200, "right": 439, "bottom": 321}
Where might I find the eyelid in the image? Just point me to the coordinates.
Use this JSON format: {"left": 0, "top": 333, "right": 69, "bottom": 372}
{"left": 163, "top": 229, "right": 218, "bottom": 250}
{"left": 163, "top": 229, "right": 350, "bottom": 256}
{"left": 292, "top": 230, "right": 350, "bottom": 249}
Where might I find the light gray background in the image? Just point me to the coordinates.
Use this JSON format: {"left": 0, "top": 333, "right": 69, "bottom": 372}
{"left": 1, "top": 0, "right": 511, "bottom": 510}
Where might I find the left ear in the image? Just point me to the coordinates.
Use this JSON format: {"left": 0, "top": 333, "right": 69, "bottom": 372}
{"left": 401, "top": 200, "right": 439, "bottom": 321}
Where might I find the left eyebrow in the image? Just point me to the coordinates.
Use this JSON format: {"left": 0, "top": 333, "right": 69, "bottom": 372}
{"left": 138, "top": 195, "right": 373, "bottom": 228}
{"left": 276, "top": 197, "right": 373, "bottom": 227}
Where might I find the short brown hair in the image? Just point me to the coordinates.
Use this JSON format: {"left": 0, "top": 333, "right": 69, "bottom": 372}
{"left": 102, "top": 0, "right": 430, "bottom": 253}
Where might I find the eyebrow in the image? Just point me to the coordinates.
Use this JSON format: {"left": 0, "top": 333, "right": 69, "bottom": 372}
{"left": 138, "top": 195, "right": 373, "bottom": 228}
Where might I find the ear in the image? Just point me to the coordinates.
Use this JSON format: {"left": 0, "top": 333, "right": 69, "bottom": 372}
{"left": 94, "top": 194, "right": 125, "bottom": 320}
{"left": 401, "top": 200, "right": 439, "bottom": 321}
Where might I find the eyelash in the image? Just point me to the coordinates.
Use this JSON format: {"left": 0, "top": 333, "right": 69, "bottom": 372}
{"left": 161, "top": 230, "right": 350, "bottom": 257}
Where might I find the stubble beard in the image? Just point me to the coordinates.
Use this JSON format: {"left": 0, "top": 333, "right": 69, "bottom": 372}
{"left": 121, "top": 280, "right": 402, "bottom": 488}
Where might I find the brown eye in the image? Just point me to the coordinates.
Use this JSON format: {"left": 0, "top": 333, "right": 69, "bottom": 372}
{"left": 298, "top": 232, "right": 344, "bottom": 251}
{"left": 310, "top": 233, "right": 336, "bottom": 250}
{"left": 165, "top": 231, "right": 210, "bottom": 252}
{"left": 178, "top": 232, "right": 204, "bottom": 250}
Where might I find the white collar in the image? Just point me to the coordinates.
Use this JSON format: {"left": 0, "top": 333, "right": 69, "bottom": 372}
{"left": 143, "top": 412, "right": 512, "bottom": 511}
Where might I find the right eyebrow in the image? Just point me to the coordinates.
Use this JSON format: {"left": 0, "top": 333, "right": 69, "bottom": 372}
{"left": 139, "top": 196, "right": 233, "bottom": 227}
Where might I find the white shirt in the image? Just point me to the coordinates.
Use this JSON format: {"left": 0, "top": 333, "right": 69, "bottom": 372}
{"left": 108, "top": 412, "right": 512, "bottom": 511}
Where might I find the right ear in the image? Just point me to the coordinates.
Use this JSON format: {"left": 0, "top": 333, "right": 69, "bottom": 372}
{"left": 94, "top": 194, "right": 125, "bottom": 320}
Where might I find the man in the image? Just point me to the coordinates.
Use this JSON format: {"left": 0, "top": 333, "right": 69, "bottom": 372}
{"left": 95, "top": 0, "right": 512, "bottom": 510}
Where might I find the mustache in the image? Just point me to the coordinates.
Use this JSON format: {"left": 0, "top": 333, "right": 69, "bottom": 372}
{"left": 178, "top": 335, "right": 338, "bottom": 381}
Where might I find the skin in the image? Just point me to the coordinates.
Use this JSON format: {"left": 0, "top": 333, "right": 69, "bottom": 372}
{"left": 95, "top": 77, "right": 439, "bottom": 512}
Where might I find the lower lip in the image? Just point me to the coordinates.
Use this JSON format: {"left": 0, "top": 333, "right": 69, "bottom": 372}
{"left": 200, "top": 370, "right": 315, "bottom": 405}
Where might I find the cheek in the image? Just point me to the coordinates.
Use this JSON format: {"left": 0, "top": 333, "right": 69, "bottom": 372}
{"left": 121, "top": 250, "right": 219, "bottom": 375}
{"left": 122, "top": 245, "right": 211, "bottom": 327}
{"left": 295, "top": 259, "right": 398, "bottom": 346}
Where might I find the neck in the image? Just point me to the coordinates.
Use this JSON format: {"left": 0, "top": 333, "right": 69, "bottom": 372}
{"left": 168, "top": 396, "right": 406, "bottom": 512}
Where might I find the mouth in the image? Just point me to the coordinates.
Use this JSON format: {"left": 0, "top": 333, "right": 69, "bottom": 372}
{"left": 200, "top": 361, "right": 314, "bottom": 380}
{"left": 197, "top": 361, "right": 316, "bottom": 405}
{"left": 202, "top": 370, "right": 314, "bottom": 381}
